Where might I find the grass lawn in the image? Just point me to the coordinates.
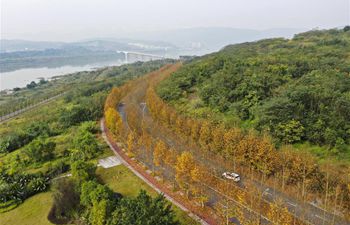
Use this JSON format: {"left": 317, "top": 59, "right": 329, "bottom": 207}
{"left": 96, "top": 165, "right": 200, "bottom": 225}
{"left": 0, "top": 192, "right": 54, "bottom": 225}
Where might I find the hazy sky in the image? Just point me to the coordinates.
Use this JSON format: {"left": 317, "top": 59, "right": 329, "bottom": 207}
{"left": 1, "top": 0, "right": 349, "bottom": 41}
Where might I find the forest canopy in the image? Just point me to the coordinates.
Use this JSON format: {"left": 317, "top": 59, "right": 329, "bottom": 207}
{"left": 157, "top": 28, "right": 350, "bottom": 149}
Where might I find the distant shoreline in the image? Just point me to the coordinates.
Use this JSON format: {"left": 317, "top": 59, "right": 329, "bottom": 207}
{"left": 0, "top": 60, "right": 124, "bottom": 91}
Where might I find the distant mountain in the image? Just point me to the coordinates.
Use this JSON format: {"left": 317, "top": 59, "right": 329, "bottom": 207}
{"left": 0, "top": 39, "right": 177, "bottom": 55}
{"left": 0, "top": 46, "right": 124, "bottom": 72}
{"left": 0, "top": 27, "right": 307, "bottom": 70}
{"left": 0, "top": 39, "right": 66, "bottom": 52}
{"left": 125, "top": 27, "right": 306, "bottom": 55}
{"left": 0, "top": 39, "right": 177, "bottom": 72}
{"left": 1, "top": 27, "right": 305, "bottom": 56}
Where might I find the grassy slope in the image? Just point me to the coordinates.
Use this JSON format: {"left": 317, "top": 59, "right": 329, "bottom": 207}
{"left": 0, "top": 99, "right": 72, "bottom": 173}
{"left": 0, "top": 192, "right": 54, "bottom": 225}
{"left": 0, "top": 98, "right": 63, "bottom": 136}
{"left": 0, "top": 166, "right": 198, "bottom": 225}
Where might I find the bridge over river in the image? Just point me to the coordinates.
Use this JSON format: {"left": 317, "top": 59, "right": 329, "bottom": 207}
{"left": 117, "top": 51, "right": 165, "bottom": 63}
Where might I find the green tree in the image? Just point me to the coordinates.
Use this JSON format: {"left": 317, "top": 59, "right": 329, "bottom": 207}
{"left": 25, "top": 137, "right": 55, "bottom": 163}
{"left": 107, "top": 190, "right": 179, "bottom": 225}
{"left": 90, "top": 200, "right": 108, "bottom": 225}
{"left": 81, "top": 181, "right": 115, "bottom": 207}
{"left": 275, "top": 119, "right": 304, "bottom": 144}
{"left": 70, "top": 130, "right": 101, "bottom": 160}
{"left": 71, "top": 161, "right": 96, "bottom": 183}
{"left": 51, "top": 179, "right": 80, "bottom": 220}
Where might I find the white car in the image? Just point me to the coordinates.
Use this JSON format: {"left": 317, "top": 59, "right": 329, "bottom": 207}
{"left": 222, "top": 172, "right": 240, "bottom": 182}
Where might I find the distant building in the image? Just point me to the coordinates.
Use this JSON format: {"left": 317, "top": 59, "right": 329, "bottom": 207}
{"left": 179, "top": 55, "right": 198, "bottom": 61}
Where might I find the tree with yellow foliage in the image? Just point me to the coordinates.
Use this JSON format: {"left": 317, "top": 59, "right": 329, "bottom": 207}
{"left": 115, "top": 112, "right": 123, "bottom": 137}
{"left": 158, "top": 106, "right": 166, "bottom": 124}
{"left": 223, "top": 127, "right": 242, "bottom": 170}
{"left": 104, "top": 87, "right": 120, "bottom": 111}
{"left": 175, "top": 116, "right": 184, "bottom": 136}
{"left": 190, "top": 120, "right": 201, "bottom": 142}
{"left": 210, "top": 124, "right": 225, "bottom": 153}
{"left": 126, "top": 131, "right": 135, "bottom": 155}
{"left": 175, "top": 151, "right": 198, "bottom": 198}
{"left": 182, "top": 118, "right": 192, "bottom": 139}
{"left": 105, "top": 107, "right": 118, "bottom": 134}
{"left": 164, "top": 147, "right": 177, "bottom": 167}
{"left": 199, "top": 121, "right": 212, "bottom": 151}
{"left": 267, "top": 198, "right": 293, "bottom": 225}
{"left": 190, "top": 166, "right": 209, "bottom": 207}
{"left": 169, "top": 112, "right": 178, "bottom": 131}
{"left": 140, "top": 130, "right": 153, "bottom": 164}
{"left": 235, "top": 130, "right": 258, "bottom": 174}
{"left": 254, "top": 134, "right": 277, "bottom": 177}
{"left": 153, "top": 140, "right": 167, "bottom": 167}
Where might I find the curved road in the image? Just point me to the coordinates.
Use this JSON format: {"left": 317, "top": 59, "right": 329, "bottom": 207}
{"left": 117, "top": 71, "right": 349, "bottom": 225}
{"left": 100, "top": 119, "right": 213, "bottom": 225}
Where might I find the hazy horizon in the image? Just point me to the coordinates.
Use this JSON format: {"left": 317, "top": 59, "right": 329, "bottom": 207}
{"left": 1, "top": 27, "right": 305, "bottom": 43}
{"left": 1, "top": 0, "right": 349, "bottom": 42}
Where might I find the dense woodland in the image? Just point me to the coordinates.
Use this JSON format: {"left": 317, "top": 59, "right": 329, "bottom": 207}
{"left": 157, "top": 28, "right": 350, "bottom": 155}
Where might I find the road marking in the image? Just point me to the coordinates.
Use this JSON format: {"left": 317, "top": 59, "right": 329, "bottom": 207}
{"left": 315, "top": 214, "right": 329, "bottom": 221}
{"left": 287, "top": 202, "right": 297, "bottom": 207}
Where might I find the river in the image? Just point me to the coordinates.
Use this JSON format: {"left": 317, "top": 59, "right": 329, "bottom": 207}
{"left": 0, "top": 60, "right": 124, "bottom": 91}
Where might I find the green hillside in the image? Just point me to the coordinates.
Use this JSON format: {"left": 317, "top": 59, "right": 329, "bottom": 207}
{"left": 158, "top": 27, "right": 350, "bottom": 160}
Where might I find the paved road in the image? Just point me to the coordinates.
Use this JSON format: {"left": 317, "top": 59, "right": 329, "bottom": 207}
{"left": 100, "top": 119, "right": 213, "bottom": 225}
{"left": 117, "top": 74, "right": 348, "bottom": 225}
{"left": 108, "top": 64, "right": 349, "bottom": 224}
{"left": 0, "top": 92, "right": 65, "bottom": 124}
{"left": 133, "top": 102, "right": 349, "bottom": 225}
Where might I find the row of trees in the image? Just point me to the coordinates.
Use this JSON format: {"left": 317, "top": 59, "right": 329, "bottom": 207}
{"left": 103, "top": 68, "right": 298, "bottom": 224}
{"left": 146, "top": 78, "right": 350, "bottom": 218}
{"left": 131, "top": 128, "right": 296, "bottom": 224}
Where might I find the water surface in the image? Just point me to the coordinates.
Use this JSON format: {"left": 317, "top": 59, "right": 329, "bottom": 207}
{"left": 0, "top": 60, "right": 123, "bottom": 91}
